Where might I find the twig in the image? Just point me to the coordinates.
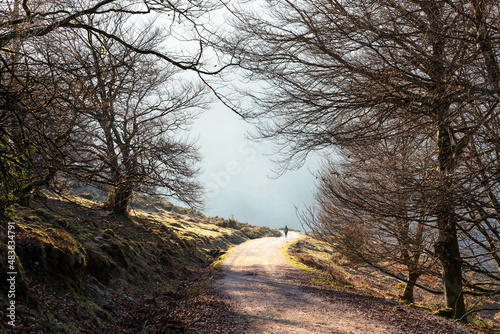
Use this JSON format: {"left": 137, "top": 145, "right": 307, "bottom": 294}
{"left": 188, "top": 316, "right": 204, "bottom": 327}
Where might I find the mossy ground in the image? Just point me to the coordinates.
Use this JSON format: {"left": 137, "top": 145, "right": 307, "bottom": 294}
{"left": 283, "top": 236, "right": 355, "bottom": 290}
{"left": 286, "top": 237, "right": 498, "bottom": 334}
{"left": 0, "top": 191, "right": 279, "bottom": 333}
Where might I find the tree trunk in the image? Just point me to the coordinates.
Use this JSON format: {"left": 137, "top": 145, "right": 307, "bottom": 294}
{"left": 435, "top": 125, "right": 465, "bottom": 319}
{"left": 108, "top": 183, "right": 133, "bottom": 216}
{"left": 435, "top": 207, "right": 465, "bottom": 318}
{"left": 402, "top": 271, "right": 420, "bottom": 303}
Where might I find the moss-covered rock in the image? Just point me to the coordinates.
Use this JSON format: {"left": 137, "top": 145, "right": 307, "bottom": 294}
{"left": 85, "top": 245, "right": 114, "bottom": 282}
{"left": 15, "top": 238, "right": 86, "bottom": 293}
{"left": 409, "top": 303, "right": 432, "bottom": 312}
{"left": 100, "top": 240, "right": 129, "bottom": 269}
{"left": 433, "top": 307, "right": 454, "bottom": 318}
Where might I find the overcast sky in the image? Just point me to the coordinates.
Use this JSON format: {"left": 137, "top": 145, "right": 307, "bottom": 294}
{"left": 191, "top": 102, "right": 320, "bottom": 231}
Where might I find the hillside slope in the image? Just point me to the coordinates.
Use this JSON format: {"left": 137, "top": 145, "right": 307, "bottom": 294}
{"left": 0, "top": 192, "right": 279, "bottom": 333}
{"left": 286, "top": 237, "right": 499, "bottom": 333}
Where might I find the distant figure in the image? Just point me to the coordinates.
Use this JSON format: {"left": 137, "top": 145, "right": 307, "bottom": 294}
{"left": 284, "top": 225, "right": 288, "bottom": 238}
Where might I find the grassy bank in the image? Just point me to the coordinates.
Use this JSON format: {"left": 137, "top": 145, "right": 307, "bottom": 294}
{"left": 286, "top": 237, "right": 499, "bottom": 333}
{"left": 0, "top": 192, "right": 279, "bottom": 333}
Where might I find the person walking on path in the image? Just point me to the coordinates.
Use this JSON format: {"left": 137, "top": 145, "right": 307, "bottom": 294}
{"left": 284, "top": 225, "right": 288, "bottom": 238}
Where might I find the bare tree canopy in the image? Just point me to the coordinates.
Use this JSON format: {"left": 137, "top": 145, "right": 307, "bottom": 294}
{"left": 0, "top": 0, "right": 224, "bottom": 215}
{"left": 301, "top": 132, "right": 440, "bottom": 302}
{"left": 224, "top": 0, "right": 500, "bottom": 318}
{"left": 55, "top": 18, "right": 207, "bottom": 213}
{"left": 0, "top": 0, "right": 227, "bottom": 72}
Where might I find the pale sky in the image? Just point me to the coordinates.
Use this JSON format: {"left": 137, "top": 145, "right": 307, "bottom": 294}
{"left": 191, "top": 102, "right": 320, "bottom": 231}
{"left": 147, "top": 2, "right": 321, "bottom": 231}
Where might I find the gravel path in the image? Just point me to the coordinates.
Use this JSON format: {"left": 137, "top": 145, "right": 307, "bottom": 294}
{"left": 215, "top": 232, "right": 476, "bottom": 334}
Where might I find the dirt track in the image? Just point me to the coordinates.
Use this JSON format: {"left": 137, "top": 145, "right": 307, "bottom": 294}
{"left": 215, "top": 232, "right": 475, "bottom": 334}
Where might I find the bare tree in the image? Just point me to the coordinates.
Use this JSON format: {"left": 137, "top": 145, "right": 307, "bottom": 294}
{"left": 225, "top": 0, "right": 500, "bottom": 317}
{"left": 454, "top": 106, "right": 500, "bottom": 294}
{"left": 0, "top": 0, "right": 224, "bottom": 215}
{"left": 302, "top": 134, "right": 440, "bottom": 302}
{"left": 37, "top": 16, "right": 208, "bottom": 214}
{"left": 0, "top": 0, "right": 223, "bottom": 72}
{"left": 0, "top": 1, "right": 80, "bottom": 213}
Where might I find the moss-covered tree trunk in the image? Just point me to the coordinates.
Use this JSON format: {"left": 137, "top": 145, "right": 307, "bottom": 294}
{"left": 402, "top": 271, "right": 420, "bottom": 303}
{"left": 423, "top": 1, "right": 465, "bottom": 318}
{"left": 108, "top": 183, "right": 133, "bottom": 216}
